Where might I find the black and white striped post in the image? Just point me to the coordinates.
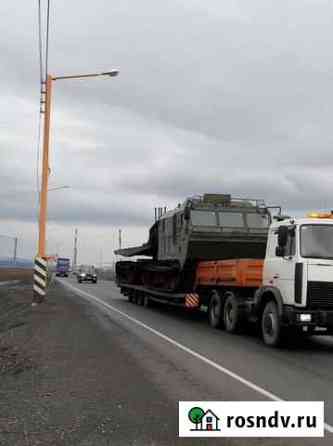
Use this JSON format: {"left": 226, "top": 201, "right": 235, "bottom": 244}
{"left": 32, "top": 257, "right": 48, "bottom": 304}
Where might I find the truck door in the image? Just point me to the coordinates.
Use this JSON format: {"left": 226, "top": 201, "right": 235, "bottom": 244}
{"left": 263, "top": 226, "right": 296, "bottom": 306}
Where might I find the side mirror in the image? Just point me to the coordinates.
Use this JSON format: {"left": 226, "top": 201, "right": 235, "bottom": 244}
{"left": 184, "top": 207, "right": 191, "bottom": 221}
{"left": 277, "top": 226, "right": 288, "bottom": 247}
{"left": 275, "top": 246, "right": 285, "bottom": 257}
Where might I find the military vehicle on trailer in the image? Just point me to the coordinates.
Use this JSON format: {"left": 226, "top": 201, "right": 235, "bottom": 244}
{"left": 115, "top": 194, "right": 272, "bottom": 292}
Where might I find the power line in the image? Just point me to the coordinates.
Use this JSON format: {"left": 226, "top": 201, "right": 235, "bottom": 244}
{"left": 36, "top": 0, "right": 45, "bottom": 207}
{"left": 45, "top": 0, "right": 51, "bottom": 78}
{"left": 38, "top": 0, "right": 44, "bottom": 84}
{"left": 36, "top": 0, "right": 52, "bottom": 211}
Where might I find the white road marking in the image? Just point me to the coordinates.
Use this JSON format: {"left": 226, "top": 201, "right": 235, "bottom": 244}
{"left": 60, "top": 280, "right": 333, "bottom": 435}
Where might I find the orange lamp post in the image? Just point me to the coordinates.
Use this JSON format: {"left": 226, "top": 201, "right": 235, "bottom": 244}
{"left": 33, "top": 70, "right": 119, "bottom": 304}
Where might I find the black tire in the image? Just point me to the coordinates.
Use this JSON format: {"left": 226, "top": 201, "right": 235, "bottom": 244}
{"left": 261, "top": 300, "right": 282, "bottom": 347}
{"left": 78, "top": 280, "right": 82, "bottom": 284}
{"left": 137, "top": 294, "right": 144, "bottom": 306}
{"left": 223, "top": 292, "right": 242, "bottom": 333}
{"left": 208, "top": 291, "right": 224, "bottom": 329}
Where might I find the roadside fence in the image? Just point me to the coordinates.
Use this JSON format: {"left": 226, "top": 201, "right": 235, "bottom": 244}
{"left": 0, "top": 234, "right": 33, "bottom": 268}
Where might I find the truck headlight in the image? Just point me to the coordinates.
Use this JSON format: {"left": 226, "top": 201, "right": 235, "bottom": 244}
{"left": 299, "top": 314, "right": 312, "bottom": 322}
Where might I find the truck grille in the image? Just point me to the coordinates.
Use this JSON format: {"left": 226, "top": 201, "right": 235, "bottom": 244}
{"left": 307, "top": 281, "right": 333, "bottom": 310}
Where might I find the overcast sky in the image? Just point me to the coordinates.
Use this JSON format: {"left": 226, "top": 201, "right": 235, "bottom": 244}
{"left": 1, "top": 0, "right": 333, "bottom": 264}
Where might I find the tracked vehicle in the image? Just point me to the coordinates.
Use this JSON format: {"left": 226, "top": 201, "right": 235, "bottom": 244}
{"left": 115, "top": 194, "right": 271, "bottom": 292}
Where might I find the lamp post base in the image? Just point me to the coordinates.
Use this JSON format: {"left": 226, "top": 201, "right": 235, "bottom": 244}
{"left": 32, "top": 257, "right": 48, "bottom": 304}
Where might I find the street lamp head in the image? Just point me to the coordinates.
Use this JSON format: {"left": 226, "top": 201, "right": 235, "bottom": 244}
{"left": 53, "top": 70, "right": 120, "bottom": 81}
{"left": 48, "top": 185, "right": 71, "bottom": 192}
{"left": 101, "top": 70, "right": 119, "bottom": 77}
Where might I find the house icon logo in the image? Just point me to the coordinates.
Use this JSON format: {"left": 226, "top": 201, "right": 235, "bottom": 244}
{"left": 188, "top": 407, "right": 220, "bottom": 431}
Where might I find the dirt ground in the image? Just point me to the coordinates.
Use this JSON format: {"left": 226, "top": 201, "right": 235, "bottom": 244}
{"left": 0, "top": 268, "right": 33, "bottom": 283}
{"left": 0, "top": 281, "right": 186, "bottom": 446}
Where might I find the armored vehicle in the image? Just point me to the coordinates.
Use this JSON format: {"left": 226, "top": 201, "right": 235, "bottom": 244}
{"left": 115, "top": 194, "right": 272, "bottom": 292}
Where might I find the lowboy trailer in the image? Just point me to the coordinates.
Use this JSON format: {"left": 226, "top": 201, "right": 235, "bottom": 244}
{"left": 116, "top": 194, "right": 333, "bottom": 346}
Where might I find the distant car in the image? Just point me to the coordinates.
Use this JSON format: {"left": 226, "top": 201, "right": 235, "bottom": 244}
{"left": 77, "top": 271, "right": 97, "bottom": 284}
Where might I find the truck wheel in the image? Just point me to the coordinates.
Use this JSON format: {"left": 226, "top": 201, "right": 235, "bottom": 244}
{"left": 132, "top": 292, "right": 140, "bottom": 305}
{"left": 223, "top": 292, "right": 242, "bottom": 333}
{"left": 261, "top": 300, "right": 282, "bottom": 347}
{"left": 208, "top": 292, "right": 224, "bottom": 329}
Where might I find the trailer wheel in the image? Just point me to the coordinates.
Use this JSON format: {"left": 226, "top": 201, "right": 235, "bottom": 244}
{"left": 137, "top": 293, "right": 144, "bottom": 305}
{"left": 261, "top": 300, "right": 282, "bottom": 347}
{"left": 223, "top": 292, "right": 242, "bottom": 333}
{"left": 208, "top": 292, "right": 224, "bottom": 329}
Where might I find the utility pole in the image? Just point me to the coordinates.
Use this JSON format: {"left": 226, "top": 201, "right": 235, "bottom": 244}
{"left": 118, "top": 229, "right": 122, "bottom": 251}
{"left": 73, "top": 228, "right": 78, "bottom": 271}
{"left": 38, "top": 75, "right": 52, "bottom": 259}
{"left": 33, "top": 75, "right": 52, "bottom": 304}
{"left": 13, "top": 237, "right": 18, "bottom": 264}
{"left": 99, "top": 248, "right": 103, "bottom": 269}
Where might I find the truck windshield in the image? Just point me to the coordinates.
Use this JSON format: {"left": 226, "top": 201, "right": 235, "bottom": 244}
{"left": 191, "top": 211, "right": 217, "bottom": 226}
{"left": 301, "top": 225, "right": 333, "bottom": 259}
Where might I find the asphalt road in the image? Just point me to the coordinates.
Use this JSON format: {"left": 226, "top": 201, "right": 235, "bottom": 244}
{"left": 58, "top": 277, "right": 333, "bottom": 444}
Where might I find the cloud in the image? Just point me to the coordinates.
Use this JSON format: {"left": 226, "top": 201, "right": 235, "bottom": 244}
{"left": 2, "top": 0, "right": 333, "bottom": 262}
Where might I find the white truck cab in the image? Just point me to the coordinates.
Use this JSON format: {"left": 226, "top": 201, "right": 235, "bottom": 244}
{"left": 259, "top": 213, "right": 333, "bottom": 345}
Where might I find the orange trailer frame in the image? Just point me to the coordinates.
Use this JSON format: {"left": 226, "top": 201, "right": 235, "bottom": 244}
{"left": 195, "top": 259, "right": 264, "bottom": 289}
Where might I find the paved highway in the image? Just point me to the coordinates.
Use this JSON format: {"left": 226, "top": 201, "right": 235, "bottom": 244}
{"left": 58, "top": 277, "right": 333, "bottom": 444}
